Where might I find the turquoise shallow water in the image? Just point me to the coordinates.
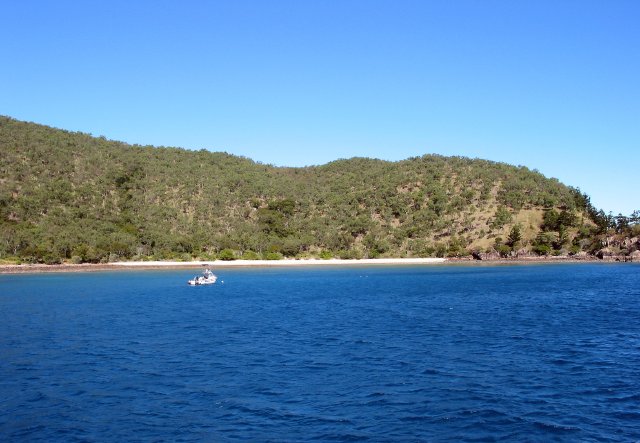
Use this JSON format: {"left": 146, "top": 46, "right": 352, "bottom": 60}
{"left": 1, "top": 263, "right": 639, "bottom": 441}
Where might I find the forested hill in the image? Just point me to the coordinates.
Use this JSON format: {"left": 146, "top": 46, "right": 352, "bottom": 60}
{"left": 0, "top": 116, "right": 628, "bottom": 264}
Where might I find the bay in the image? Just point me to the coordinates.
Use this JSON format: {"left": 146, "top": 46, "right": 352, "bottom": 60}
{"left": 1, "top": 263, "right": 639, "bottom": 441}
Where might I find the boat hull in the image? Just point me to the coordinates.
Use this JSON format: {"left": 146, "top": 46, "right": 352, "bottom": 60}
{"left": 187, "top": 279, "right": 216, "bottom": 286}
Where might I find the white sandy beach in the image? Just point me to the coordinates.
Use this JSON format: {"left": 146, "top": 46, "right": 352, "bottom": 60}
{"left": 110, "top": 258, "right": 447, "bottom": 267}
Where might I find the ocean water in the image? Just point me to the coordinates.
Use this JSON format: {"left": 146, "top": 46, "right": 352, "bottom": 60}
{"left": 1, "top": 263, "right": 639, "bottom": 442}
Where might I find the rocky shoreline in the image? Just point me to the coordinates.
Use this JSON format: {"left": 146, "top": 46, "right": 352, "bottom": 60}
{"left": 468, "top": 252, "right": 639, "bottom": 263}
{"left": 468, "top": 234, "right": 640, "bottom": 263}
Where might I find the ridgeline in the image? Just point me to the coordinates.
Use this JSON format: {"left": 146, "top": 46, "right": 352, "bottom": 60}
{"left": 1, "top": 116, "right": 637, "bottom": 264}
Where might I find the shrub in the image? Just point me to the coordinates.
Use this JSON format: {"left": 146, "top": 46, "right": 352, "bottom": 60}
{"left": 44, "top": 254, "right": 62, "bottom": 265}
{"left": 241, "top": 250, "right": 260, "bottom": 260}
{"left": 532, "top": 244, "right": 551, "bottom": 256}
{"left": 218, "top": 249, "right": 236, "bottom": 261}
{"left": 496, "top": 244, "right": 512, "bottom": 257}
{"left": 435, "top": 243, "right": 447, "bottom": 258}
{"left": 337, "top": 249, "right": 363, "bottom": 259}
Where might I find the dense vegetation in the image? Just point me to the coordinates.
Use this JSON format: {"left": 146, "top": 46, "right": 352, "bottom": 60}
{"left": 1, "top": 116, "right": 637, "bottom": 264}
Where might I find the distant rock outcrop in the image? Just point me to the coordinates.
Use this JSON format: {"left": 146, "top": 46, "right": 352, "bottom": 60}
{"left": 472, "top": 250, "right": 500, "bottom": 260}
{"left": 621, "top": 237, "right": 639, "bottom": 248}
{"left": 594, "top": 235, "right": 640, "bottom": 262}
{"left": 595, "top": 247, "right": 615, "bottom": 260}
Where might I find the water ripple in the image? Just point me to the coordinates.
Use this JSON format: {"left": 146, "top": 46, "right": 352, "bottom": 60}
{"left": 1, "top": 263, "right": 639, "bottom": 441}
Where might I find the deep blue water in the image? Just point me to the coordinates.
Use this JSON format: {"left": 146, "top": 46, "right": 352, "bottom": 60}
{"left": 1, "top": 263, "right": 639, "bottom": 442}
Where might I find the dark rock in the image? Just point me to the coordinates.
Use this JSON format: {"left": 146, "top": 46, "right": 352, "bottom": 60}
{"left": 472, "top": 250, "right": 500, "bottom": 260}
{"left": 622, "top": 237, "right": 639, "bottom": 248}
{"left": 596, "top": 247, "right": 614, "bottom": 260}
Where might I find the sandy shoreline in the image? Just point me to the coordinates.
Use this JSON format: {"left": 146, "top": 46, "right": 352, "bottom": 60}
{"left": 0, "top": 256, "right": 611, "bottom": 274}
{"left": 113, "top": 258, "right": 448, "bottom": 267}
{"left": 0, "top": 258, "right": 447, "bottom": 274}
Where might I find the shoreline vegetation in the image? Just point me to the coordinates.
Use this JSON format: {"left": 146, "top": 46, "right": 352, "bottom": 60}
{"left": 2, "top": 117, "right": 639, "bottom": 267}
{"left": 0, "top": 255, "right": 626, "bottom": 274}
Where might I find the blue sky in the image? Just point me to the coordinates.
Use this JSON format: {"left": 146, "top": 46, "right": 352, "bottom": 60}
{"left": 2, "top": 1, "right": 638, "bottom": 215}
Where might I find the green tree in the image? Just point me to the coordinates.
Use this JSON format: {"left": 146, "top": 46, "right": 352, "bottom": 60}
{"left": 507, "top": 224, "right": 522, "bottom": 248}
{"left": 532, "top": 232, "right": 555, "bottom": 255}
{"left": 490, "top": 206, "right": 512, "bottom": 229}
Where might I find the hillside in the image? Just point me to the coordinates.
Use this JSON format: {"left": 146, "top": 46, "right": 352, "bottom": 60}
{"left": 0, "top": 116, "right": 633, "bottom": 264}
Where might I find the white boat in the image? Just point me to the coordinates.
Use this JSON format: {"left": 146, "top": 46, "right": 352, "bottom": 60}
{"left": 187, "top": 268, "right": 218, "bottom": 286}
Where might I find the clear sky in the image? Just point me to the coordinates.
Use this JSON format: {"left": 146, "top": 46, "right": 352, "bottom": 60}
{"left": 2, "top": 1, "right": 638, "bottom": 215}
